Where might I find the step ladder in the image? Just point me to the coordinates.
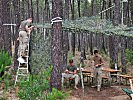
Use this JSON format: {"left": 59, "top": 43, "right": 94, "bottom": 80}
{"left": 14, "top": 35, "right": 31, "bottom": 86}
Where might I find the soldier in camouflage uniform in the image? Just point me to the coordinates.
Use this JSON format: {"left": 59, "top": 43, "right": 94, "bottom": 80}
{"left": 62, "top": 59, "right": 79, "bottom": 89}
{"left": 18, "top": 18, "right": 34, "bottom": 57}
{"left": 92, "top": 50, "right": 104, "bottom": 91}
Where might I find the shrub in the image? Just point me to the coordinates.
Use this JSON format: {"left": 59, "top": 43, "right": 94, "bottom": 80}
{"left": 17, "top": 66, "right": 69, "bottom": 100}
{"left": 126, "top": 49, "right": 133, "bottom": 65}
{"left": 0, "top": 49, "right": 12, "bottom": 68}
{"left": 0, "top": 49, "right": 12, "bottom": 79}
{"left": 46, "top": 88, "right": 68, "bottom": 100}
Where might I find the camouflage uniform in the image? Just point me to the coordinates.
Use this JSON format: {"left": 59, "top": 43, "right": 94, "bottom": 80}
{"left": 18, "top": 20, "right": 30, "bottom": 57}
{"left": 93, "top": 55, "right": 104, "bottom": 91}
{"left": 62, "top": 65, "right": 79, "bottom": 87}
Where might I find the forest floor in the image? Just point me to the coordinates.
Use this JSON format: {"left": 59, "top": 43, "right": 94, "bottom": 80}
{"left": 66, "top": 85, "right": 130, "bottom": 100}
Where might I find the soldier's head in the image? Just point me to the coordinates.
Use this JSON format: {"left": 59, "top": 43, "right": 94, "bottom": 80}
{"left": 69, "top": 59, "right": 74, "bottom": 66}
{"left": 27, "top": 18, "right": 32, "bottom": 23}
{"left": 94, "top": 50, "right": 99, "bottom": 56}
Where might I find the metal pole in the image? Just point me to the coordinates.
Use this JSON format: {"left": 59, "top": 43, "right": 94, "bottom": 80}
{"left": 79, "top": 57, "right": 84, "bottom": 97}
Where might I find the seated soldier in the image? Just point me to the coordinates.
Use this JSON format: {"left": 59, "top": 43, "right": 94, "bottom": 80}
{"left": 62, "top": 59, "right": 79, "bottom": 89}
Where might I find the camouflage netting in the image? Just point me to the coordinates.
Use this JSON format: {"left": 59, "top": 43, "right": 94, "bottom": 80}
{"left": 29, "top": 30, "right": 51, "bottom": 74}
{"left": 33, "top": 16, "right": 133, "bottom": 37}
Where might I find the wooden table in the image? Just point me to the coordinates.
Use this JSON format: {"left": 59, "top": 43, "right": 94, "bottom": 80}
{"left": 102, "top": 68, "right": 121, "bottom": 73}
{"left": 102, "top": 68, "right": 121, "bottom": 85}
{"left": 82, "top": 68, "right": 121, "bottom": 85}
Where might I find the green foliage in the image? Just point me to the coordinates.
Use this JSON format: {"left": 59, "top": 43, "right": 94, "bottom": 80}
{"left": 0, "top": 49, "right": 12, "bottom": 68}
{"left": 17, "top": 66, "right": 68, "bottom": 100}
{"left": 126, "top": 49, "right": 133, "bottom": 65}
{"left": 47, "top": 88, "right": 69, "bottom": 100}
{"left": 17, "top": 67, "right": 51, "bottom": 100}
{"left": 67, "top": 52, "right": 74, "bottom": 63}
{"left": 3, "top": 79, "right": 9, "bottom": 92}
{"left": 0, "top": 49, "right": 12, "bottom": 81}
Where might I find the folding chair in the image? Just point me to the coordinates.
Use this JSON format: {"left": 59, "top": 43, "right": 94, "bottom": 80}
{"left": 122, "top": 79, "right": 133, "bottom": 100}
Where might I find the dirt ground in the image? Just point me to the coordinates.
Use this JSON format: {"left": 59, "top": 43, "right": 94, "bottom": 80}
{"left": 66, "top": 85, "right": 130, "bottom": 100}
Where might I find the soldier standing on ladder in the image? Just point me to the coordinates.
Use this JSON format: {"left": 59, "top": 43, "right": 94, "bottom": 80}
{"left": 18, "top": 18, "right": 34, "bottom": 57}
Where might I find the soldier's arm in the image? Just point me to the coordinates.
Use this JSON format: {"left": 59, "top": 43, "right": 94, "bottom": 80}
{"left": 73, "top": 70, "right": 77, "bottom": 74}
{"left": 99, "top": 57, "right": 104, "bottom": 66}
{"left": 25, "top": 25, "right": 34, "bottom": 32}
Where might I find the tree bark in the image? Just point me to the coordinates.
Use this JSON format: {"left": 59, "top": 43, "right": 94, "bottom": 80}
{"left": 91, "top": 0, "right": 95, "bottom": 16}
{"left": 50, "top": 0, "right": 63, "bottom": 90}
{"left": 109, "top": 0, "right": 112, "bottom": 21}
{"left": 121, "top": 37, "right": 126, "bottom": 74}
{"left": 123, "top": 2, "right": 128, "bottom": 25}
{"left": 2, "top": 0, "right": 12, "bottom": 55}
{"left": 112, "top": 36, "right": 119, "bottom": 69}
{"left": 70, "top": 0, "right": 75, "bottom": 56}
{"left": 62, "top": 0, "right": 70, "bottom": 70}
{"left": 130, "top": 0, "right": 133, "bottom": 25}
{"left": 44, "top": 0, "right": 50, "bottom": 22}
{"left": 27, "top": 0, "right": 31, "bottom": 18}
{"left": 13, "top": 0, "right": 21, "bottom": 70}
{"left": 77, "top": 0, "right": 81, "bottom": 17}
{"left": 113, "top": 0, "right": 120, "bottom": 26}
{"left": 31, "top": 0, "right": 34, "bottom": 21}
{"left": 83, "top": 0, "right": 89, "bottom": 16}
{"left": 90, "top": 32, "right": 93, "bottom": 55}
{"left": 36, "top": 0, "right": 39, "bottom": 23}
{"left": 0, "top": 0, "right": 4, "bottom": 49}
{"left": 21, "top": 0, "right": 25, "bottom": 20}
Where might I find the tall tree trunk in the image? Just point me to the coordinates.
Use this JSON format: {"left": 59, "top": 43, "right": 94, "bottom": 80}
{"left": 70, "top": 0, "right": 75, "bottom": 56}
{"left": 112, "top": 36, "right": 119, "bottom": 69}
{"left": 78, "top": 33, "right": 81, "bottom": 51}
{"left": 90, "top": 33, "right": 93, "bottom": 55}
{"left": 2, "top": 0, "right": 12, "bottom": 55}
{"left": 113, "top": 0, "right": 120, "bottom": 26}
{"left": 31, "top": 0, "right": 34, "bottom": 21}
{"left": 0, "top": 0, "right": 4, "bottom": 49}
{"left": 21, "top": 0, "right": 25, "bottom": 20}
{"left": 123, "top": 2, "right": 128, "bottom": 25}
{"left": 64, "top": 0, "right": 70, "bottom": 19}
{"left": 121, "top": 37, "right": 126, "bottom": 74}
{"left": 62, "top": 0, "right": 70, "bottom": 70}
{"left": 81, "top": 32, "right": 86, "bottom": 60}
{"left": 50, "top": 0, "right": 63, "bottom": 90}
{"left": 101, "top": 0, "right": 105, "bottom": 19}
{"left": 36, "top": 0, "right": 39, "bottom": 23}
{"left": 83, "top": 0, "right": 89, "bottom": 16}
{"left": 44, "top": 0, "right": 50, "bottom": 22}
{"left": 108, "top": 0, "right": 112, "bottom": 21}
{"left": 127, "top": 1, "right": 131, "bottom": 26}
{"left": 130, "top": 0, "right": 133, "bottom": 25}
{"left": 109, "top": 35, "right": 113, "bottom": 66}
{"left": 27, "top": 0, "right": 31, "bottom": 18}
{"left": 77, "top": 0, "right": 81, "bottom": 51}
{"left": 91, "top": 0, "right": 95, "bottom": 16}
{"left": 77, "top": 0, "right": 81, "bottom": 17}
{"left": 70, "top": 0, "right": 75, "bottom": 20}
{"left": 13, "top": 0, "right": 21, "bottom": 70}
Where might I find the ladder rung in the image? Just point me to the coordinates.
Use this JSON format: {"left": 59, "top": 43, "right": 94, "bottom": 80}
{"left": 20, "top": 62, "right": 28, "bottom": 64}
{"left": 18, "top": 74, "right": 29, "bottom": 76}
{"left": 22, "top": 56, "right": 29, "bottom": 58}
{"left": 18, "top": 68, "right": 28, "bottom": 70}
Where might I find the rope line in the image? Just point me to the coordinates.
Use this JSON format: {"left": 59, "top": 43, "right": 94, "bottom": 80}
{"left": 51, "top": 17, "right": 62, "bottom": 24}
